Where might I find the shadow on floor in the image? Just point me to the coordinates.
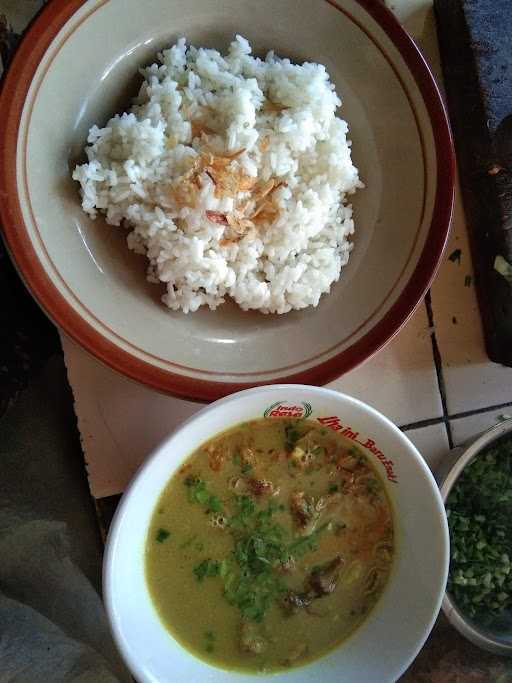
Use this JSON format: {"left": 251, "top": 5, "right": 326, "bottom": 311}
{"left": 0, "top": 352, "right": 103, "bottom": 589}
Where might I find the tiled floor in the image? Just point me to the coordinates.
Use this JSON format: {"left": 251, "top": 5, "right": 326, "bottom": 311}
{"left": 328, "top": 303, "right": 444, "bottom": 426}
{"left": 55, "top": 0, "right": 512, "bottom": 498}
{"left": 63, "top": 222, "right": 512, "bottom": 498}
{"left": 403, "top": 422, "right": 450, "bottom": 473}
{"left": 430, "top": 190, "right": 512, "bottom": 416}
{"left": 450, "top": 409, "right": 512, "bottom": 448}
{"left": 62, "top": 299, "right": 447, "bottom": 497}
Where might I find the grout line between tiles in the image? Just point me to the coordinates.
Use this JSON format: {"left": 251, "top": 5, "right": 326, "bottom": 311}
{"left": 424, "top": 292, "right": 454, "bottom": 449}
{"left": 399, "top": 416, "right": 445, "bottom": 432}
{"left": 448, "top": 400, "right": 512, "bottom": 422}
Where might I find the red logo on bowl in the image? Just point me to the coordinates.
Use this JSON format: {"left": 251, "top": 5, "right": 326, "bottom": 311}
{"left": 317, "top": 416, "right": 398, "bottom": 484}
{"left": 264, "top": 401, "right": 312, "bottom": 419}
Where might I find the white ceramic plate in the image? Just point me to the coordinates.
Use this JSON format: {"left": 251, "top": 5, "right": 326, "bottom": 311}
{"left": 0, "top": 0, "right": 454, "bottom": 400}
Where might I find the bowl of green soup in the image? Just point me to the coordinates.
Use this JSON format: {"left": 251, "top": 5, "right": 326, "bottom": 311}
{"left": 104, "top": 385, "right": 449, "bottom": 682}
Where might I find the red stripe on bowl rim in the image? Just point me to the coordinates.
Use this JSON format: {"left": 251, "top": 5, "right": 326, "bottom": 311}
{"left": 0, "top": 0, "right": 454, "bottom": 402}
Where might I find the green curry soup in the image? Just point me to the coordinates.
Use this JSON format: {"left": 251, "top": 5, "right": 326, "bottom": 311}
{"left": 145, "top": 418, "right": 394, "bottom": 673}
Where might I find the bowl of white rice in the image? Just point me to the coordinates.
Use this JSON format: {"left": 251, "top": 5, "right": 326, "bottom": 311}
{"left": 0, "top": 0, "right": 454, "bottom": 401}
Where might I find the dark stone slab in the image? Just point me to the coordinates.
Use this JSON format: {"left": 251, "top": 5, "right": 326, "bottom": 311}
{"left": 434, "top": 0, "right": 512, "bottom": 366}
{"left": 0, "top": 235, "right": 59, "bottom": 418}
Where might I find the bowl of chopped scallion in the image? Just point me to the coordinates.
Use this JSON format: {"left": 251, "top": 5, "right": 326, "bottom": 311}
{"left": 439, "top": 419, "right": 512, "bottom": 655}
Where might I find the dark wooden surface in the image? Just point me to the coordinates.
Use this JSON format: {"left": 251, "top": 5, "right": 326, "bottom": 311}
{"left": 435, "top": 0, "right": 512, "bottom": 367}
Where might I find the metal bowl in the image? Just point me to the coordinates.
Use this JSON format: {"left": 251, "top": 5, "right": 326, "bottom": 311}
{"left": 437, "top": 418, "right": 512, "bottom": 656}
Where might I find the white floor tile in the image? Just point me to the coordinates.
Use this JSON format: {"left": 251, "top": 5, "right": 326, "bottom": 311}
{"left": 402, "top": 422, "right": 450, "bottom": 473}
{"left": 450, "top": 410, "right": 512, "bottom": 448}
{"left": 62, "top": 300, "right": 442, "bottom": 497}
{"left": 329, "top": 303, "right": 442, "bottom": 425}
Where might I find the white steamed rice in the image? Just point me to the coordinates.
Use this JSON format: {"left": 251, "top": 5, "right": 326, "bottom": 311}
{"left": 72, "top": 36, "right": 362, "bottom": 314}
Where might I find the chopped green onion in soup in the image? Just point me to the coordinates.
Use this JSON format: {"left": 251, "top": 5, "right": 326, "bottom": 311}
{"left": 145, "top": 417, "right": 394, "bottom": 672}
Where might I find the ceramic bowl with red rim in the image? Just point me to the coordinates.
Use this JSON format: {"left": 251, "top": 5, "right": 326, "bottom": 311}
{"left": 104, "top": 384, "right": 449, "bottom": 682}
{"left": 0, "top": 0, "right": 454, "bottom": 401}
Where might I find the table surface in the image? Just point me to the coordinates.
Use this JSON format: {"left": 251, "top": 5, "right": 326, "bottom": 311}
{"left": 2, "top": 0, "right": 512, "bottom": 680}
{"left": 59, "top": 0, "right": 512, "bottom": 500}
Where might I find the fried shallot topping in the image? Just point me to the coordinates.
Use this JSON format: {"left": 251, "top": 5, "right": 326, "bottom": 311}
{"left": 169, "top": 135, "right": 286, "bottom": 244}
